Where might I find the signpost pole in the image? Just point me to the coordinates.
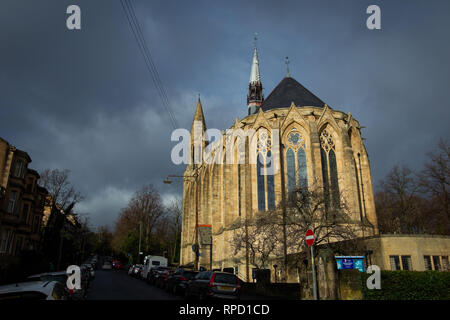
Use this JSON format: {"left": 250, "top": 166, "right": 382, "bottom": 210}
{"left": 305, "top": 229, "right": 318, "bottom": 300}
{"left": 310, "top": 245, "right": 318, "bottom": 300}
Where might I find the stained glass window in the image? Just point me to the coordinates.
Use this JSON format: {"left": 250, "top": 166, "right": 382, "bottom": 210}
{"left": 320, "top": 128, "right": 339, "bottom": 208}
{"left": 285, "top": 131, "right": 308, "bottom": 197}
{"left": 267, "top": 151, "right": 275, "bottom": 210}
{"left": 257, "top": 153, "right": 265, "bottom": 211}
{"left": 297, "top": 148, "right": 308, "bottom": 190}
{"left": 286, "top": 148, "right": 296, "bottom": 193}
{"left": 238, "top": 164, "right": 242, "bottom": 216}
{"left": 256, "top": 131, "right": 276, "bottom": 212}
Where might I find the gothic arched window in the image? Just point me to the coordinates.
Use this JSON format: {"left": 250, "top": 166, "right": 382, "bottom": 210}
{"left": 238, "top": 163, "right": 242, "bottom": 216}
{"left": 284, "top": 130, "right": 308, "bottom": 196}
{"left": 320, "top": 128, "right": 339, "bottom": 208}
{"left": 236, "top": 137, "right": 245, "bottom": 217}
{"left": 256, "top": 131, "right": 275, "bottom": 211}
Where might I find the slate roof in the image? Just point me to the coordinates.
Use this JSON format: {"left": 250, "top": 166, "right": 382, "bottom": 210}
{"left": 260, "top": 76, "right": 327, "bottom": 111}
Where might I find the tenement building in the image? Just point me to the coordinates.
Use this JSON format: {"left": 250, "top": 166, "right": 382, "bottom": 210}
{"left": 0, "top": 137, "right": 48, "bottom": 259}
{"left": 180, "top": 43, "right": 379, "bottom": 281}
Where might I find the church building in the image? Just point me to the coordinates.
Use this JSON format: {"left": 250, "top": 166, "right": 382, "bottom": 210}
{"left": 180, "top": 41, "right": 379, "bottom": 282}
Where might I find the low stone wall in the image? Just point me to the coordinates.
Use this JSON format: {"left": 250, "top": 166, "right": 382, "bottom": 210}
{"left": 337, "top": 269, "right": 363, "bottom": 300}
{"left": 242, "top": 282, "right": 302, "bottom": 300}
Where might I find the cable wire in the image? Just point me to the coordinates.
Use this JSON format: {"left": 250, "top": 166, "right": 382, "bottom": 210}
{"left": 120, "top": 0, "right": 179, "bottom": 129}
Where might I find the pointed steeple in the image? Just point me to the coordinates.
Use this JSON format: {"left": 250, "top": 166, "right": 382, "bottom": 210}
{"left": 247, "top": 34, "right": 264, "bottom": 115}
{"left": 190, "top": 95, "right": 207, "bottom": 167}
{"left": 250, "top": 45, "right": 261, "bottom": 84}
{"left": 192, "top": 94, "right": 206, "bottom": 130}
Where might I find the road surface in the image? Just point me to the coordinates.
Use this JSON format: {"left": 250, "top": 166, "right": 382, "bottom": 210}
{"left": 87, "top": 269, "right": 182, "bottom": 300}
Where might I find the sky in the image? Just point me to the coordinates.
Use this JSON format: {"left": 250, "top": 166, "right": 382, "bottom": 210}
{"left": 1, "top": 0, "right": 449, "bottom": 229}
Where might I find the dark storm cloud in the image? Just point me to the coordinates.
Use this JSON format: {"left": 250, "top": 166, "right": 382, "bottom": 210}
{"left": 1, "top": 0, "right": 449, "bottom": 228}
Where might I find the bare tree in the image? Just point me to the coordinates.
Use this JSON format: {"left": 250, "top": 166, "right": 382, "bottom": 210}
{"left": 231, "top": 213, "right": 281, "bottom": 269}
{"left": 231, "top": 182, "right": 362, "bottom": 274}
{"left": 418, "top": 139, "right": 449, "bottom": 231}
{"left": 277, "top": 182, "right": 363, "bottom": 269}
{"left": 114, "top": 184, "right": 164, "bottom": 256}
{"left": 166, "top": 198, "right": 182, "bottom": 264}
{"left": 39, "top": 168, "right": 83, "bottom": 211}
{"left": 376, "top": 165, "right": 423, "bottom": 234}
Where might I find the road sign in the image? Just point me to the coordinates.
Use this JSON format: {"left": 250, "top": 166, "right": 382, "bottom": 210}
{"left": 305, "top": 229, "right": 315, "bottom": 247}
{"left": 335, "top": 256, "right": 365, "bottom": 272}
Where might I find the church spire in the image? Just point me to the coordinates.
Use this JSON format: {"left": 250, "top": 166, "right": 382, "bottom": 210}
{"left": 247, "top": 34, "right": 264, "bottom": 115}
{"left": 190, "top": 94, "right": 207, "bottom": 167}
{"left": 193, "top": 94, "right": 206, "bottom": 127}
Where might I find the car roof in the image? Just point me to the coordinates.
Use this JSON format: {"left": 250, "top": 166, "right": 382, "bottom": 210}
{"left": 0, "top": 281, "right": 57, "bottom": 295}
{"left": 28, "top": 271, "right": 67, "bottom": 278}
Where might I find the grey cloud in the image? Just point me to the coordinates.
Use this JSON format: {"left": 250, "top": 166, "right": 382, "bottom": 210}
{"left": 1, "top": 0, "right": 449, "bottom": 227}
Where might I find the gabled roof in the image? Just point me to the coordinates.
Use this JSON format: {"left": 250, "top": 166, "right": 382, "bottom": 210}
{"left": 260, "top": 76, "right": 327, "bottom": 111}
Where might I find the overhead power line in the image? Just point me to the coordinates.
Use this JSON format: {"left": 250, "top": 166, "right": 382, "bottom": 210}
{"left": 120, "top": 0, "right": 179, "bottom": 129}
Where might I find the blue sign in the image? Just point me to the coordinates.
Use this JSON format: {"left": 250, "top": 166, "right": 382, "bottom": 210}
{"left": 335, "top": 256, "right": 365, "bottom": 272}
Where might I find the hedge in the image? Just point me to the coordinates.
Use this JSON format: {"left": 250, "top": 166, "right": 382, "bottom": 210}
{"left": 360, "top": 271, "right": 450, "bottom": 300}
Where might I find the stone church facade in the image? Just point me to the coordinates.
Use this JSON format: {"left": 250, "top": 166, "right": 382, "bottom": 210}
{"left": 180, "top": 43, "right": 378, "bottom": 282}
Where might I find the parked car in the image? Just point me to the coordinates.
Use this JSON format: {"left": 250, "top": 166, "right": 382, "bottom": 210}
{"left": 166, "top": 269, "right": 198, "bottom": 295}
{"left": 130, "top": 264, "right": 143, "bottom": 277}
{"left": 147, "top": 266, "right": 171, "bottom": 285}
{"left": 185, "top": 271, "right": 241, "bottom": 300}
{"left": 102, "top": 261, "right": 112, "bottom": 270}
{"left": 27, "top": 270, "right": 88, "bottom": 300}
{"left": 128, "top": 264, "right": 135, "bottom": 275}
{"left": 155, "top": 269, "right": 173, "bottom": 289}
{"left": 112, "top": 260, "right": 122, "bottom": 270}
{"left": 0, "top": 281, "right": 67, "bottom": 300}
{"left": 81, "top": 263, "right": 95, "bottom": 279}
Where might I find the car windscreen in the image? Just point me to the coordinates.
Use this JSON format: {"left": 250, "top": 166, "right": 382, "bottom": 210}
{"left": 213, "top": 273, "right": 237, "bottom": 284}
{"left": 151, "top": 261, "right": 160, "bottom": 266}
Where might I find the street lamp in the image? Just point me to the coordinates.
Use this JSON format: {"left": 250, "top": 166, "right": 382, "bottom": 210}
{"left": 163, "top": 166, "right": 202, "bottom": 271}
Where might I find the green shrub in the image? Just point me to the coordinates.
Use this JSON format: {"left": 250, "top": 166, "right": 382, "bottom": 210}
{"left": 360, "top": 271, "right": 450, "bottom": 300}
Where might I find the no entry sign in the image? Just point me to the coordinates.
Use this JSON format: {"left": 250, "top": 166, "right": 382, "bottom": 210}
{"left": 305, "top": 229, "right": 315, "bottom": 247}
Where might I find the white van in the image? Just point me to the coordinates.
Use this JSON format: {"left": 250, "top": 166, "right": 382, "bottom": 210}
{"left": 141, "top": 255, "right": 168, "bottom": 279}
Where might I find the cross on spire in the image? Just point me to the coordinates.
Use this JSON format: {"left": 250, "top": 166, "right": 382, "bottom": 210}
{"left": 285, "top": 56, "right": 291, "bottom": 78}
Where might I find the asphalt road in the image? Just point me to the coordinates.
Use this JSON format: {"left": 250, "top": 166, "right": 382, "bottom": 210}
{"left": 87, "top": 269, "right": 182, "bottom": 300}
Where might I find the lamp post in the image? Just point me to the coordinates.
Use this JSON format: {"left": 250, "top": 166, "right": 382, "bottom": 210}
{"left": 164, "top": 165, "right": 202, "bottom": 271}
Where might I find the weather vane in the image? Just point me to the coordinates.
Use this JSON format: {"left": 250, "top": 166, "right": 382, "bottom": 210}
{"left": 285, "top": 56, "right": 291, "bottom": 77}
{"left": 254, "top": 32, "right": 258, "bottom": 47}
